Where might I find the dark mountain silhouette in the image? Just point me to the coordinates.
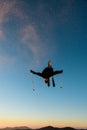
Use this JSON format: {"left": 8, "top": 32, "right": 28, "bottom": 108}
{"left": 0, "top": 126, "right": 86, "bottom": 130}
{"left": 0, "top": 127, "right": 31, "bottom": 130}
{"left": 37, "top": 126, "right": 76, "bottom": 130}
{"left": 37, "top": 126, "right": 58, "bottom": 130}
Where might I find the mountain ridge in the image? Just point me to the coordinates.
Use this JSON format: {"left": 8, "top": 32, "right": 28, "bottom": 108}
{"left": 0, "top": 126, "right": 86, "bottom": 130}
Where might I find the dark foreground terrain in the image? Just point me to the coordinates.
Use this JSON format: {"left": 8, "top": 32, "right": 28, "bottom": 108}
{"left": 0, "top": 126, "right": 86, "bottom": 130}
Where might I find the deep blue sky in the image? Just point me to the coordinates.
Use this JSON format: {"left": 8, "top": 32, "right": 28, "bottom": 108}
{"left": 0, "top": 0, "right": 87, "bottom": 129}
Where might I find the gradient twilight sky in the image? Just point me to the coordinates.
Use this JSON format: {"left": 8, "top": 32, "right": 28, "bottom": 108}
{"left": 0, "top": 0, "right": 87, "bottom": 129}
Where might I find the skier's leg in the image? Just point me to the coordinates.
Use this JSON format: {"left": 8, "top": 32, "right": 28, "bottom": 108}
{"left": 52, "top": 77, "right": 55, "bottom": 87}
{"left": 48, "top": 78, "right": 50, "bottom": 87}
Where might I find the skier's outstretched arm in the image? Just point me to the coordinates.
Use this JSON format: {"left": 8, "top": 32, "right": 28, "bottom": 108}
{"left": 53, "top": 70, "right": 63, "bottom": 76}
{"left": 30, "top": 70, "right": 43, "bottom": 78}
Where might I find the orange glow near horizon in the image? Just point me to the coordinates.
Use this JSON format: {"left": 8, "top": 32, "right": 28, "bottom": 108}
{"left": 0, "top": 118, "right": 87, "bottom": 129}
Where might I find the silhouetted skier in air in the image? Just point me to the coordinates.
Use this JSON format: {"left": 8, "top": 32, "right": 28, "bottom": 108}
{"left": 30, "top": 61, "right": 63, "bottom": 87}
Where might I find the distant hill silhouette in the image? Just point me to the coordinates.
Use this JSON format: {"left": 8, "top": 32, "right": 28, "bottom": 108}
{"left": 0, "top": 127, "right": 31, "bottom": 130}
{"left": 37, "top": 126, "right": 76, "bottom": 130}
{"left": 0, "top": 126, "right": 86, "bottom": 130}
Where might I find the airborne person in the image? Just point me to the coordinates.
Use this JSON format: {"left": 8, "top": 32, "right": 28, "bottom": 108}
{"left": 30, "top": 61, "right": 63, "bottom": 87}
